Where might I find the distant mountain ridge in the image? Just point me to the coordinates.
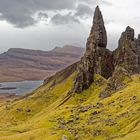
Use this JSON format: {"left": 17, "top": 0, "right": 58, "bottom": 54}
{"left": 52, "top": 45, "right": 84, "bottom": 54}
{"left": 0, "top": 45, "right": 85, "bottom": 82}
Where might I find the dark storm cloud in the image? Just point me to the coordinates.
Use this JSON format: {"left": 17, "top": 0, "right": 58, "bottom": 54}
{"left": 51, "top": 13, "right": 80, "bottom": 25}
{"left": 51, "top": 3, "right": 93, "bottom": 25}
{"left": 0, "top": 0, "right": 110, "bottom": 28}
{"left": 0, "top": 14, "right": 37, "bottom": 28}
{"left": 0, "top": 0, "right": 76, "bottom": 28}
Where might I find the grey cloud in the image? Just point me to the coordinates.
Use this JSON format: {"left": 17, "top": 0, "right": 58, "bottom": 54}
{"left": 51, "top": 3, "right": 93, "bottom": 26}
{"left": 37, "top": 12, "right": 48, "bottom": 21}
{"left": 51, "top": 13, "right": 80, "bottom": 25}
{"left": 0, "top": 14, "right": 37, "bottom": 28}
{"left": 0, "top": 0, "right": 76, "bottom": 28}
{"left": 75, "top": 4, "right": 93, "bottom": 18}
{"left": 0, "top": 0, "right": 110, "bottom": 28}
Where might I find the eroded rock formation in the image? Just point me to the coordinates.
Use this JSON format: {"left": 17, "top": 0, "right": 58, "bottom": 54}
{"left": 72, "top": 6, "right": 140, "bottom": 97}
{"left": 73, "top": 6, "right": 114, "bottom": 93}
{"left": 99, "top": 66, "right": 132, "bottom": 98}
{"left": 114, "top": 26, "right": 140, "bottom": 74}
{"left": 136, "top": 34, "right": 140, "bottom": 47}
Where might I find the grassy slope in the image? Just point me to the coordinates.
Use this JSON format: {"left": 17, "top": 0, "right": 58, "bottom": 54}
{"left": 0, "top": 73, "right": 140, "bottom": 139}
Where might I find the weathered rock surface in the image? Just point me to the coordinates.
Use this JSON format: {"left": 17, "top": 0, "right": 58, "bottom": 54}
{"left": 99, "top": 66, "right": 132, "bottom": 98}
{"left": 39, "top": 5, "right": 140, "bottom": 99}
{"left": 89, "top": 6, "right": 107, "bottom": 49}
{"left": 136, "top": 34, "right": 140, "bottom": 47}
{"left": 100, "top": 26, "right": 140, "bottom": 98}
{"left": 114, "top": 26, "right": 140, "bottom": 74}
{"left": 73, "top": 6, "right": 114, "bottom": 93}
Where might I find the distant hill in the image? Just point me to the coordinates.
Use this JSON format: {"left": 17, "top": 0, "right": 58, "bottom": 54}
{"left": 0, "top": 45, "right": 85, "bottom": 82}
{"left": 52, "top": 45, "right": 84, "bottom": 54}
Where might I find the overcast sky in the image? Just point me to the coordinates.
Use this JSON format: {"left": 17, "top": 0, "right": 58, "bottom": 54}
{"left": 0, "top": 0, "right": 140, "bottom": 53}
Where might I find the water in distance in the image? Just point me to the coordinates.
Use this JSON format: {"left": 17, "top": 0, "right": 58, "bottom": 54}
{"left": 0, "top": 80, "right": 43, "bottom": 95}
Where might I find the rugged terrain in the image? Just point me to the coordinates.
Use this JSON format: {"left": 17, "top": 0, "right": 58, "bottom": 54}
{"left": 0, "top": 6, "right": 140, "bottom": 140}
{"left": 0, "top": 45, "right": 84, "bottom": 82}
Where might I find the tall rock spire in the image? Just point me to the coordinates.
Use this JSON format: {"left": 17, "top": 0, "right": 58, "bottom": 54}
{"left": 90, "top": 6, "right": 107, "bottom": 48}
{"left": 86, "top": 6, "right": 107, "bottom": 54}
{"left": 73, "top": 6, "right": 114, "bottom": 93}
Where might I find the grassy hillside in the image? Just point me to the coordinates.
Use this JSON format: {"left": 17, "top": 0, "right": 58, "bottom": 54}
{"left": 0, "top": 71, "right": 140, "bottom": 139}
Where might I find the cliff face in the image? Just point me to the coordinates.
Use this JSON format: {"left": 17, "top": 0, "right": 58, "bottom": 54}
{"left": 73, "top": 6, "right": 140, "bottom": 96}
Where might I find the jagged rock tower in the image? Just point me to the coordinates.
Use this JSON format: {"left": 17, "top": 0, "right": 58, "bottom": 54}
{"left": 114, "top": 26, "right": 140, "bottom": 74}
{"left": 44, "top": 6, "right": 140, "bottom": 98}
{"left": 73, "top": 6, "right": 114, "bottom": 93}
{"left": 73, "top": 6, "right": 140, "bottom": 95}
{"left": 99, "top": 26, "right": 140, "bottom": 98}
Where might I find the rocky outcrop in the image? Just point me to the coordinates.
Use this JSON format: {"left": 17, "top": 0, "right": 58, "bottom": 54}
{"left": 89, "top": 6, "right": 107, "bottom": 49}
{"left": 99, "top": 66, "right": 132, "bottom": 98}
{"left": 100, "top": 26, "right": 140, "bottom": 98}
{"left": 70, "top": 5, "right": 140, "bottom": 97}
{"left": 73, "top": 6, "right": 114, "bottom": 93}
{"left": 114, "top": 26, "right": 140, "bottom": 74}
{"left": 136, "top": 34, "right": 140, "bottom": 47}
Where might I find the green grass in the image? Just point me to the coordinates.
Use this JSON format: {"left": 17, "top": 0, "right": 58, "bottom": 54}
{"left": 0, "top": 73, "right": 140, "bottom": 139}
